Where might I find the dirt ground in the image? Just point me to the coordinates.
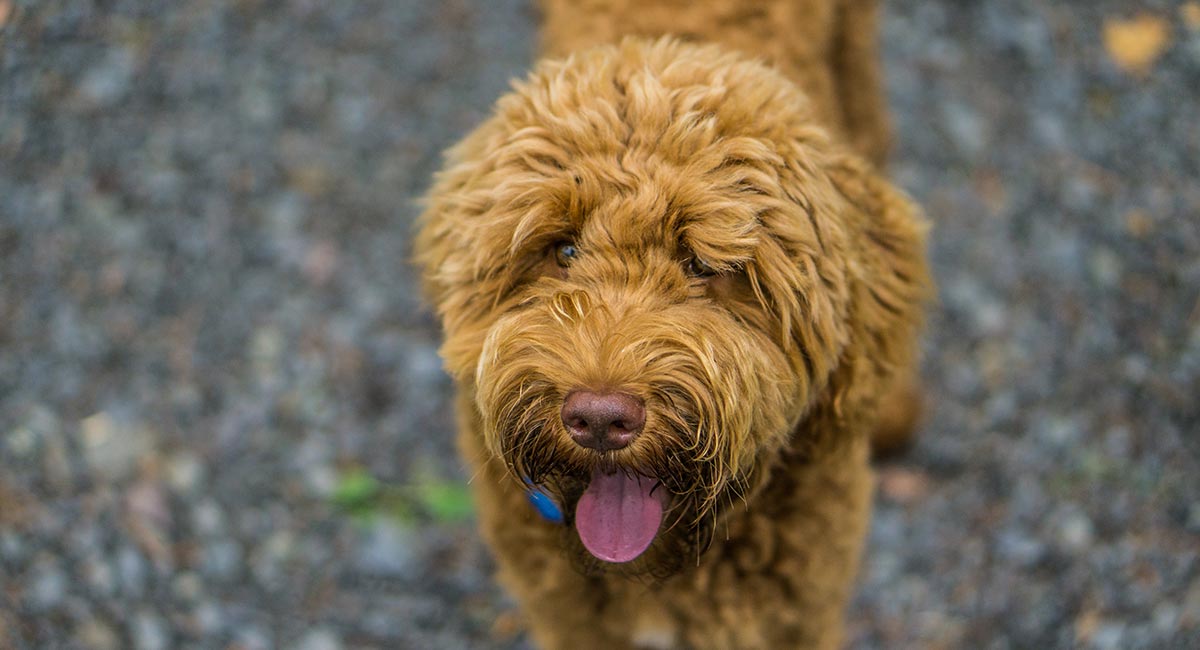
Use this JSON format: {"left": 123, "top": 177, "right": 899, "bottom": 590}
{"left": 1, "top": 1, "right": 1197, "bottom": 648}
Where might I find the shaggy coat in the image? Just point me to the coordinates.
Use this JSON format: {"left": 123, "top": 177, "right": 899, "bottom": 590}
{"left": 416, "top": 1, "right": 930, "bottom": 648}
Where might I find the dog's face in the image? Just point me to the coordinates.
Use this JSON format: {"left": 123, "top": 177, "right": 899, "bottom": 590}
{"left": 418, "top": 39, "right": 926, "bottom": 575}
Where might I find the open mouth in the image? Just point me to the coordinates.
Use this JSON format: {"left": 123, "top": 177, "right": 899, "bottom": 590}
{"left": 573, "top": 469, "right": 671, "bottom": 563}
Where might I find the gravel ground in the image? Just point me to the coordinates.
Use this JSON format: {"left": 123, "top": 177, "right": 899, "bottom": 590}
{"left": 1, "top": 1, "right": 1197, "bottom": 648}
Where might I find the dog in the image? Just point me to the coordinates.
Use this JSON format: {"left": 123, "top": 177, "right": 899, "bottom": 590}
{"left": 416, "top": 1, "right": 931, "bottom": 647}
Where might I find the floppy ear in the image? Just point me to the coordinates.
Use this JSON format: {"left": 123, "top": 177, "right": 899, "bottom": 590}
{"left": 823, "top": 153, "right": 932, "bottom": 416}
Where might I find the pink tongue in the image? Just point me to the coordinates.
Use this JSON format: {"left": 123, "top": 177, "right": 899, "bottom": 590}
{"left": 574, "top": 471, "right": 663, "bottom": 563}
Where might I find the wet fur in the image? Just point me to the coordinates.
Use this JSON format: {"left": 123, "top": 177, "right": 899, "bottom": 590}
{"left": 416, "top": 1, "right": 931, "bottom": 647}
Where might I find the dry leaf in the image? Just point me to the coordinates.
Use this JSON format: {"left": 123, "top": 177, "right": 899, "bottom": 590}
{"left": 1104, "top": 14, "right": 1172, "bottom": 75}
{"left": 1182, "top": 3, "right": 1200, "bottom": 31}
{"left": 1124, "top": 209, "right": 1153, "bottom": 238}
{"left": 0, "top": 1, "right": 12, "bottom": 28}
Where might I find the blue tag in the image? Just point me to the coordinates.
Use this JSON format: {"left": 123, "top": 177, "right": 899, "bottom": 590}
{"left": 525, "top": 483, "right": 564, "bottom": 524}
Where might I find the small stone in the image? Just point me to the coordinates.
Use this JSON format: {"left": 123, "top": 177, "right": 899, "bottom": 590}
{"left": 877, "top": 467, "right": 931, "bottom": 505}
{"left": 194, "top": 601, "right": 225, "bottom": 635}
{"left": 116, "top": 545, "right": 147, "bottom": 597}
{"left": 0, "top": 533, "right": 26, "bottom": 562}
{"left": 172, "top": 572, "right": 203, "bottom": 602}
{"left": 1187, "top": 503, "right": 1200, "bottom": 533}
{"left": 354, "top": 519, "right": 416, "bottom": 579}
{"left": 5, "top": 425, "right": 37, "bottom": 457}
{"left": 75, "top": 618, "right": 120, "bottom": 650}
{"left": 165, "top": 451, "right": 205, "bottom": 493}
{"left": 252, "top": 530, "right": 295, "bottom": 588}
{"left": 995, "top": 530, "right": 1044, "bottom": 567}
{"left": 82, "top": 557, "right": 116, "bottom": 596}
{"left": 1037, "top": 415, "right": 1081, "bottom": 448}
{"left": 77, "top": 48, "right": 137, "bottom": 106}
{"left": 131, "top": 610, "right": 169, "bottom": 650}
{"left": 1182, "top": 577, "right": 1200, "bottom": 625}
{"left": 1056, "top": 511, "right": 1094, "bottom": 551}
{"left": 234, "top": 625, "right": 273, "bottom": 650}
{"left": 202, "top": 539, "right": 243, "bottom": 580}
{"left": 81, "top": 412, "right": 153, "bottom": 482}
{"left": 1151, "top": 602, "right": 1179, "bottom": 633}
{"left": 27, "top": 558, "right": 67, "bottom": 610}
{"left": 191, "top": 499, "right": 227, "bottom": 537}
{"left": 42, "top": 431, "right": 74, "bottom": 491}
{"left": 1091, "top": 621, "right": 1125, "bottom": 650}
{"left": 295, "top": 627, "right": 344, "bottom": 650}
{"left": 943, "top": 101, "right": 986, "bottom": 156}
{"left": 1088, "top": 248, "right": 1122, "bottom": 288}
{"left": 304, "top": 463, "right": 338, "bottom": 499}
{"left": 124, "top": 480, "right": 172, "bottom": 569}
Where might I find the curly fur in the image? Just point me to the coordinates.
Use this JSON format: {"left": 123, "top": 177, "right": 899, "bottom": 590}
{"left": 416, "top": 1, "right": 930, "bottom": 647}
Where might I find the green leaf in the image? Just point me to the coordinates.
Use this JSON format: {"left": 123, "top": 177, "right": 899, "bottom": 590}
{"left": 331, "top": 468, "right": 381, "bottom": 511}
{"left": 416, "top": 481, "right": 474, "bottom": 521}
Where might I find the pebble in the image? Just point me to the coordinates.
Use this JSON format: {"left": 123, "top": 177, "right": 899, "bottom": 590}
{"left": 27, "top": 558, "right": 68, "bottom": 610}
{"left": 116, "top": 545, "right": 148, "bottom": 598}
{"left": 1055, "top": 510, "right": 1095, "bottom": 552}
{"left": 295, "top": 627, "right": 345, "bottom": 650}
{"left": 942, "top": 101, "right": 986, "bottom": 157}
{"left": 1187, "top": 504, "right": 1200, "bottom": 533}
{"left": 75, "top": 619, "right": 121, "bottom": 650}
{"left": 1091, "top": 622, "right": 1126, "bottom": 650}
{"left": 80, "top": 412, "right": 153, "bottom": 483}
{"left": 0, "top": 533, "right": 26, "bottom": 562}
{"left": 165, "top": 451, "right": 206, "bottom": 494}
{"left": 82, "top": 556, "right": 117, "bottom": 596}
{"left": 202, "top": 539, "right": 243, "bottom": 580}
{"left": 995, "top": 530, "right": 1045, "bottom": 567}
{"left": 193, "top": 601, "right": 225, "bottom": 635}
{"left": 131, "top": 610, "right": 169, "bottom": 650}
{"left": 77, "top": 47, "right": 136, "bottom": 107}
{"left": 251, "top": 530, "right": 295, "bottom": 588}
{"left": 191, "top": 499, "right": 227, "bottom": 537}
{"left": 172, "top": 571, "right": 203, "bottom": 602}
{"left": 234, "top": 625, "right": 274, "bottom": 650}
{"left": 1088, "top": 248, "right": 1122, "bottom": 288}
{"left": 354, "top": 518, "right": 417, "bottom": 579}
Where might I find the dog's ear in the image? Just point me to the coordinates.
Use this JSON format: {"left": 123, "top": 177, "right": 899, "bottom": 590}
{"left": 415, "top": 121, "right": 513, "bottom": 380}
{"left": 822, "top": 154, "right": 931, "bottom": 415}
{"left": 767, "top": 144, "right": 930, "bottom": 424}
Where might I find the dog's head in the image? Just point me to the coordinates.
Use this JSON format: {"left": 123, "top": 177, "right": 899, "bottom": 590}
{"left": 417, "top": 38, "right": 928, "bottom": 575}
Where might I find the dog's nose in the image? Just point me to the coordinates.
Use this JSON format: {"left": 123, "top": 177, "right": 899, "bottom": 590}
{"left": 561, "top": 391, "right": 646, "bottom": 451}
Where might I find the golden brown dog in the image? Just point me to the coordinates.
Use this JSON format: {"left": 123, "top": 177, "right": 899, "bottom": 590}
{"left": 416, "top": 1, "right": 930, "bottom": 647}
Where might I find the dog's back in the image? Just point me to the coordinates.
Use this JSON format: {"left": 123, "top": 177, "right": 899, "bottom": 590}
{"left": 539, "top": 0, "right": 893, "bottom": 166}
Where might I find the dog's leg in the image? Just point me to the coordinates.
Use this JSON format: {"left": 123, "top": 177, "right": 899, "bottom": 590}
{"left": 870, "top": 369, "right": 924, "bottom": 457}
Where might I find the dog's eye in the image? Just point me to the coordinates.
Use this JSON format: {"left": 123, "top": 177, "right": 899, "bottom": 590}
{"left": 687, "top": 256, "right": 718, "bottom": 278}
{"left": 554, "top": 242, "right": 579, "bottom": 267}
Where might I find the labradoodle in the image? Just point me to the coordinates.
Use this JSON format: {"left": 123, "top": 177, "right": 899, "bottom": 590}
{"left": 416, "top": 1, "right": 931, "bottom": 647}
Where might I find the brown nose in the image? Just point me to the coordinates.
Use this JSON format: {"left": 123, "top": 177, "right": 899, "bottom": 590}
{"left": 561, "top": 391, "right": 646, "bottom": 451}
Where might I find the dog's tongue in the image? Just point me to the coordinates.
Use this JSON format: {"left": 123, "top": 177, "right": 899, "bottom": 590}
{"left": 574, "top": 471, "right": 662, "bottom": 563}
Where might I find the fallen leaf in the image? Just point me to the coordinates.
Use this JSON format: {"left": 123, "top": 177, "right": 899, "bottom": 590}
{"left": 1124, "top": 209, "right": 1153, "bottom": 238}
{"left": 1074, "top": 608, "right": 1101, "bottom": 644}
{"left": 1104, "top": 14, "right": 1172, "bottom": 76}
{"left": 1182, "top": 3, "right": 1200, "bottom": 31}
{"left": 0, "top": 1, "right": 11, "bottom": 28}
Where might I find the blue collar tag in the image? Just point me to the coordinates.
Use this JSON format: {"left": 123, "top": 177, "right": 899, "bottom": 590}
{"left": 524, "top": 481, "right": 564, "bottom": 524}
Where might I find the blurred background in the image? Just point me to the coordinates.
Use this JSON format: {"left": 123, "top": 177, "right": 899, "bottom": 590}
{"left": 0, "top": 1, "right": 1197, "bottom": 648}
